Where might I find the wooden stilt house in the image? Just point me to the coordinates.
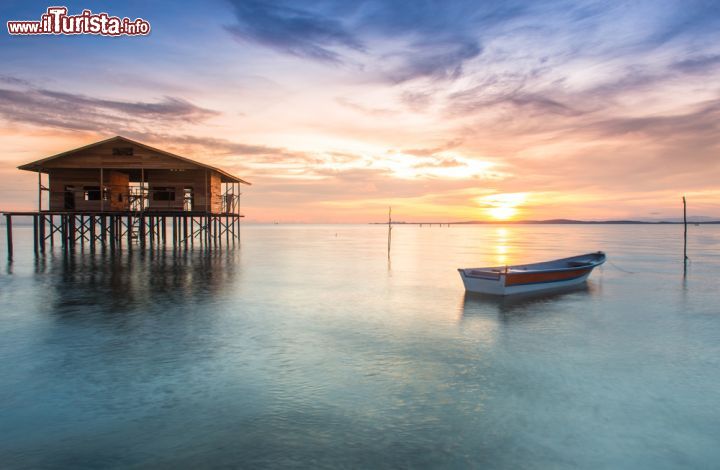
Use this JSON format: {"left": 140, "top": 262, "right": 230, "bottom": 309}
{"left": 2, "top": 136, "right": 251, "bottom": 256}
{"left": 18, "top": 135, "right": 250, "bottom": 213}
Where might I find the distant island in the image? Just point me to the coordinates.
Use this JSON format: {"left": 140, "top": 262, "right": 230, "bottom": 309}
{"left": 372, "top": 218, "right": 720, "bottom": 225}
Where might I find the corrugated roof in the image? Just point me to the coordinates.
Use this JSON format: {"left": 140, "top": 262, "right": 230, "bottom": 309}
{"left": 17, "top": 135, "right": 251, "bottom": 185}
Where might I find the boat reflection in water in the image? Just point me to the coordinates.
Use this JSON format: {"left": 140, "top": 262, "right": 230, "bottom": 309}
{"left": 460, "top": 282, "right": 597, "bottom": 318}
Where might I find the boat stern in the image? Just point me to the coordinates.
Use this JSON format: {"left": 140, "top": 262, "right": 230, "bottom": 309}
{"left": 458, "top": 268, "right": 506, "bottom": 295}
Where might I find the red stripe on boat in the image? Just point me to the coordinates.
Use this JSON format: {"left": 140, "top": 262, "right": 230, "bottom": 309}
{"left": 505, "top": 268, "right": 591, "bottom": 286}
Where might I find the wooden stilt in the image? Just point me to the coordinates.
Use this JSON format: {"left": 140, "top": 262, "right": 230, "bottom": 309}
{"left": 150, "top": 216, "right": 156, "bottom": 246}
{"left": 100, "top": 215, "right": 106, "bottom": 247}
{"left": 139, "top": 215, "right": 146, "bottom": 246}
{"left": 206, "top": 215, "right": 210, "bottom": 247}
{"left": 33, "top": 215, "right": 39, "bottom": 254}
{"left": 39, "top": 215, "right": 46, "bottom": 253}
{"left": 90, "top": 216, "right": 96, "bottom": 250}
{"left": 117, "top": 216, "right": 122, "bottom": 248}
{"left": 60, "top": 215, "right": 66, "bottom": 251}
{"left": 109, "top": 216, "right": 116, "bottom": 250}
{"left": 213, "top": 217, "right": 218, "bottom": 247}
{"left": 70, "top": 216, "right": 76, "bottom": 248}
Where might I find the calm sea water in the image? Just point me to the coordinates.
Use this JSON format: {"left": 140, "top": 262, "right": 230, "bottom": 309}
{"left": 1, "top": 224, "right": 719, "bottom": 469}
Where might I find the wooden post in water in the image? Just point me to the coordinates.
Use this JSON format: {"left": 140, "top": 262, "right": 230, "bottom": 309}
{"left": 5, "top": 215, "right": 13, "bottom": 258}
{"left": 683, "top": 195, "right": 688, "bottom": 274}
{"left": 387, "top": 206, "right": 392, "bottom": 258}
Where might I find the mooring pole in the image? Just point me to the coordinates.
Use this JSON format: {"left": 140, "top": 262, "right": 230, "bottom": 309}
{"left": 5, "top": 215, "right": 13, "bottom": 258}
{"left": 387, "top": 206, "right": 392, "bottom": 258}
{"left": 683, "top": 195, "right": 688, "bottom": 274}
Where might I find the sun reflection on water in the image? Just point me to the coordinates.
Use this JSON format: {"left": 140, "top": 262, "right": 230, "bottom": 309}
{"left": 494, "top": 227, "right": 509, "bottom": 265}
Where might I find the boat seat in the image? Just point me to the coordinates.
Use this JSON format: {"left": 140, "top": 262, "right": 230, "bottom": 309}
{"left": 567, "top": 260, "right": 590, "bottom": 267}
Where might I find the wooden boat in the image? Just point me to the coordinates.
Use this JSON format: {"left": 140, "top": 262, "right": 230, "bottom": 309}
{"left": 458, "top": 252, "right": 606, "bottom": 296}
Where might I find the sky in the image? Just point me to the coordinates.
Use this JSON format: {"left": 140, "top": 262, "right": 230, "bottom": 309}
{"left": 0, "top": 0, "right": 719, "bottom": 222}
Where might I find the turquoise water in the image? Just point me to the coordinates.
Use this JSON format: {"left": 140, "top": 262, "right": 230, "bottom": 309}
{"left": 1, "top": 224, "right": 719, "bottom": 468}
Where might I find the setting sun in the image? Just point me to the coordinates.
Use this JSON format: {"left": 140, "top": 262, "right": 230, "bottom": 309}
{"left": 488, "top": 206, "right": 518, "bottom": 220}
{"left": 478, "top": 193, "right": 528, "bottom": 221}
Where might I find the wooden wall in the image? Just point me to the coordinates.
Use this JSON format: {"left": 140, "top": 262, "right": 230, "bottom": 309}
{"left": 47, "top": 168, "right": 226, "bottom": 213}
{"left": 108, "top": 171, "right": 129, "bottom": 211}
{"left": 48, "top": 168, "right": 109, "bottom": 211}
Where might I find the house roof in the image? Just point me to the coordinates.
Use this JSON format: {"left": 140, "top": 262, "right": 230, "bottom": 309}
{"left": 18, "top": 135, "right": 251, "bottom": 185}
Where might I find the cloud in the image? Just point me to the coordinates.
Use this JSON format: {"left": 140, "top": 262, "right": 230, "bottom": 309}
{"left": 335, "top": 97, "right": 396, "bottom": 116}
{"left": 224, "top": 0, "right": 363, "bottom": 62}
{"left": 0, "top": 79, "right": 219, "bottom": 134}
{"left": 381, "top": 38, "right": 482, "bottom": 83}
{"left": 672, "top": 54, "right": 720, "bottom": 74}
{"left": 447, "top": 87, "right": 582, "bottom": 117}
{"left": 224, "top": 0, "right": 498, "bottom": 82}
{"left": 412, "top": 156, "right": 465, "bottom": 169}
{"left": 402, "top": 139, "right": 463, "bottom": 157}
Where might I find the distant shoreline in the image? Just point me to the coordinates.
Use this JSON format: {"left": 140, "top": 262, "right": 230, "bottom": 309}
{"left": 371, "top": 219, "right": 720, "bottom": 225}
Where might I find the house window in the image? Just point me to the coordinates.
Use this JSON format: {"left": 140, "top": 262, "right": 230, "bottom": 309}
{"left": 112, "top": 147, "right": 134, "bottom": 156}
{"left": 153, "top": 187, "right": 176, "bottom": 201}
{"left": 84, "top": 186, "right": 101, "bottom": 201}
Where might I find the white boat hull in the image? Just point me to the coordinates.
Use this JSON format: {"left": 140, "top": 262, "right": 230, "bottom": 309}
{"left": 459, "top": 270, "right": 593, "bottom": 296}
{"left": 458, "top": 252, "right": 605, "bottom": 296}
